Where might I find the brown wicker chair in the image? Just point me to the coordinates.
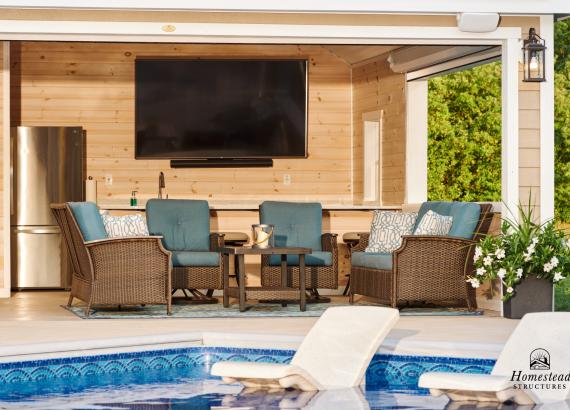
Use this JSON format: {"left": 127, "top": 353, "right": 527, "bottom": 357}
{"left": 349, "top": 203, "right": 494, "bottom": 310}
{"left": 171, "top": 233, "right": 226, "bottom": 301}
{"left": 51, "top": 203, "right": 172, "bottom": 316}
{"left": 146, "top": 199, "right": 225, "bottom": 303}
{"left": 259, "top": 201, "right": 338, "bottom": 301}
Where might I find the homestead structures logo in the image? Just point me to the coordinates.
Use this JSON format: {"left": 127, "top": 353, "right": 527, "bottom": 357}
{"left": 510, "top": 348, "right": 569, "bottom": 391}
{"left": 530, "top": 348, "right": 550, "bottom": 370}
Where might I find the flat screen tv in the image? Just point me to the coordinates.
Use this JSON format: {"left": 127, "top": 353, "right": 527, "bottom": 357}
{"left": 135, "top": 59, "right": 308, "bottom": 159}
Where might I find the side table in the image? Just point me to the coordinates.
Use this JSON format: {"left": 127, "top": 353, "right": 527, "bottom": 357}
{"left": 219, "top": 246, "right": 311, "bottom": 312}
{"left": 342, "top": 232, "right": 365, "bottom": 296}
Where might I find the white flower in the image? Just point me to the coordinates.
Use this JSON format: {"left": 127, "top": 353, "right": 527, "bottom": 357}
{"left": 523, "top": 253, "right": 532, "bottom": 262}
{"left": 495, "top": 249, "right": 506, "bottom": 260}
{"left": 497, "top": 268, "right": 507, "bottom": 279}
{"left": 550, "top": 256, "right": 559, "bottom": 268}
{"left": 544, "top": 262, "right": 554, "bottom": 273}
{"left": 553, "top": 272, "right": 565, "bottom": 282}
{"left": 516, "top": 268, "right": 523, "bottom": 279}
{"left": 506, "top": 287, "right": 514, "bottom": 294}
{"left": 483, "top": 256, "right": 493, "bottom": 267}
{"left": 532, "top": 237, "right": 539, "bottom": 245}
{"left": 468, "top": 278, "right": 480, "bottom": 288}
{"left": 476, "top": 267, "right": 487, "bottom": 276}
{"left": 473, "top": 246, "right": 483, "bottom": 262}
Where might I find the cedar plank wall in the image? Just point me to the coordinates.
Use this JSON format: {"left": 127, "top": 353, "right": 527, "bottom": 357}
{"left": 10, "top": 43, "right": 352, "bottom": 205}
{"left": 352, "top": 59, "right": 406, "bottom": 205}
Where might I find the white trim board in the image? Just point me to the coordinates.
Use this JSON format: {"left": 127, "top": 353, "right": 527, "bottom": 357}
{"left": 405, "top": 80, "right": 428, "bottom": 204}
{"left": 0, "top": 0, "right": 567, "bottom": 14}
{"left": 1, "top": 41, "right": 9, "bottom": 298}
{"left": 0, "top": 21, "right": 521, "bottom": 43}
{"left": 539, "top": 15, "right": 555, "bottom": 223}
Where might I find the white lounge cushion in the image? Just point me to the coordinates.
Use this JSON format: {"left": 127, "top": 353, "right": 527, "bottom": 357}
{"left": 211, "top": 362, "right": 319, "bottom": 390}
{"left": 211, "top": 306, "right": 399, "bottom": 391}
{"left": 421, "top": 312, "right": 570, "bottom": 405}
{"left": 365, "top": 211, "right": 417, "bottom": 253}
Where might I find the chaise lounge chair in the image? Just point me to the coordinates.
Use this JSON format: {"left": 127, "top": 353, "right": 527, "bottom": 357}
{"left": 419, "top": 312, "right": 570, "bottom": 405}
{"left": 211, "top": 306, "right": 399, "bottom": 391}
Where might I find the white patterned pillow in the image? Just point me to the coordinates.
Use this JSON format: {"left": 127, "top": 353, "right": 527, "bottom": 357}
{"left": 101, "top": 214, "right": 149, "bottom": 238}
{"left": 413, "top": 210, "right": 453, "bottom": 236}
{"left": 365, "top": 211, "right": 418, "bottom": 253}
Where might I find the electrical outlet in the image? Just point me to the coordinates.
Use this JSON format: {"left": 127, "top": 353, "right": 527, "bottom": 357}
{"left": 283, "top": 174, "right": 291, "bottom": 185}
{"left": 104, "top": 174, "right": 113, "bottom": 186}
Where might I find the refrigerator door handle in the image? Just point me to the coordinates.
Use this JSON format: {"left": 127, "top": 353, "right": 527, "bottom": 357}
{"left": 12, "top": 226, "right": 61, "bottom": 234}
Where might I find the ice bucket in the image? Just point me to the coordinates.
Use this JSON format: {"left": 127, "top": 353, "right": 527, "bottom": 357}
{"left": 251, "top": 224, "right": 274, "bottom": 248}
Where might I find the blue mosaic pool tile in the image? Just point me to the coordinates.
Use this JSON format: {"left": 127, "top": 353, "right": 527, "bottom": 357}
{"left": 0, "top": 346, "right": 494, "bottom": 394}
{"left": 366, "top": 353, "right": 494, "bottom": 391}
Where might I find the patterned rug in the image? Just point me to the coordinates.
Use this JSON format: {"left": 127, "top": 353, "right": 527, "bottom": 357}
{"left": 64, "top": 303, "right": 483, "bottom": 319}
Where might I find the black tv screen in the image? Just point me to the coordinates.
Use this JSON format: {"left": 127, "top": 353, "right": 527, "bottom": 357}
{"left": 135, "top": 59, "right": 308, "bottom": 159}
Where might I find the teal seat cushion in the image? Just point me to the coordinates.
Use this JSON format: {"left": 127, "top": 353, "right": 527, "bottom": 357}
{"left": 268, "top": 251, "right": 332, "bottom": 267}
{"left": 415, "top": 201, "right": 481, "bottom": 240}
{"left": 171, "top": 251, "right": 219, "bottom": 267}
{"left": 351, "top": 252, "right": 393, "bottom": 270}
{"left": 68, "top": 202, "right": 107, "bottom": 241}
{"left": 146, "top": 199, "right": 210, "bottom": 251}
{"left": 259, "top": 201, "right": 322, "bottom": 251}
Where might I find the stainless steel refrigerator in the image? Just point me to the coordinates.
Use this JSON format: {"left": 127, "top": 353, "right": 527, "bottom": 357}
{"left": 11, "top": 126, "right": 85, "bottom": 289}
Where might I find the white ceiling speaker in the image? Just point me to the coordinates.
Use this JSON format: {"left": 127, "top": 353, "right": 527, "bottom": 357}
{"left": 456, "top": 13, "right": 500, "bottom": 33}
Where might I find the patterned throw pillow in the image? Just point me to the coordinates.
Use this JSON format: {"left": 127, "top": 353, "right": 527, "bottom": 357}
{"left": 365, "top": 211, "right": 418, "bottom": 253}
{"left": 413, "top": 210, "right": 453, "bottom": 236}
{"left": 101, "top": 214, "right": 149, "bottom": 238}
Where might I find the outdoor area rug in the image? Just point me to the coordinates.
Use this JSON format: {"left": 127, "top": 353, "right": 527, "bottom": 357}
{"left": 63, "top": 303, "right": 484, "bottom": 319}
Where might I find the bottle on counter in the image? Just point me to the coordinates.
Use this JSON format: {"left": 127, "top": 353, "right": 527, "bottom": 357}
{"left": 130, "top": 191, "right": 138, "bottom": 207}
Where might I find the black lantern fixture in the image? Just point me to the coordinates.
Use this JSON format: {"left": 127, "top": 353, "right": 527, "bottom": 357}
{"left": 522, "top": 27, "right": 546, "bottom": 82}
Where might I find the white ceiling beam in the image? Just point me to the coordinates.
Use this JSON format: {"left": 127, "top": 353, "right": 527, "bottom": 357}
{"left": 0, "top": 0, "right": 568, "bottom": 14}
{"left": 0, "top": 20, "right": 521, "bottom": 44}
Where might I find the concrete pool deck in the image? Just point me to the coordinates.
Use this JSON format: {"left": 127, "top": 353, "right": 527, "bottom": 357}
{"left": 0, "top": 291, "right": 517, "bottom": 361}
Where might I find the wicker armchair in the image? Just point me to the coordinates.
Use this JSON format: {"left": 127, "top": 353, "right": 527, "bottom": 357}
{"left": 146, "top": 199, "right": 225, "bottom": 303}
{"left": 259, "top": 201, "right": 338, "bottom": 301}
{"left": 349, "top": 203, "right": 493, "bottom": 309}
{"left": 51, "top": 203, "right": 172, "bottom": 316}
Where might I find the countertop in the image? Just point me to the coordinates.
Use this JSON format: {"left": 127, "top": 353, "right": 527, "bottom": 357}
{"left": 98, "top": 202, "right": 401, "bottom": 211}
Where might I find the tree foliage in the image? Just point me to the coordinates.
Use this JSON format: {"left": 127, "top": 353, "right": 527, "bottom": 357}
{"left": 427, "top": 63, "right": 502, "bottom": 202}
{"left": 554, "top": 20, "right": 570, "bottom": 222}
{"left": 428, "top": 20, "right": 570, "bottom": 222}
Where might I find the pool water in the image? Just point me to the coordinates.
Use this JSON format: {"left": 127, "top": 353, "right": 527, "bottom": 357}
{"left": 0, "top": 347, "right": 502, "bottom": 409}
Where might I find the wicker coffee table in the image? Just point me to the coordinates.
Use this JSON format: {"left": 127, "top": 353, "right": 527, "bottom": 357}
{"left": 219, "top": 246, "right": 311, "bottom": 312}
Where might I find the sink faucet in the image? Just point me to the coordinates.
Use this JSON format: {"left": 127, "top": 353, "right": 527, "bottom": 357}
{"left": 158, "top": 172, "right": 166, "bottom": 199}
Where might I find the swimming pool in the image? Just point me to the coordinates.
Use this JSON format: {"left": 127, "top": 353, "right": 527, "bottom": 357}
{"left": 0, "top": 346, "right": 495, "bottom": 409}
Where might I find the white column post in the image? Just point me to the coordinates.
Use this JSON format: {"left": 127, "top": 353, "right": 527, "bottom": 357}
{"left": 1, "top": 41, "right": 10, "bottom": 298}
{"left": 501, "top": 38, "right": 519, "bottom": 221}
{"left": 539, "top": 15, "right": 555, "bottom": 223}
{"left": 405, "top": 80, "right": 428, "bottom": 204}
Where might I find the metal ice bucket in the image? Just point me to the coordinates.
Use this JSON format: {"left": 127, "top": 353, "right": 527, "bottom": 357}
{"left": 251, "top": 224, "right": 274, "bottom": 249}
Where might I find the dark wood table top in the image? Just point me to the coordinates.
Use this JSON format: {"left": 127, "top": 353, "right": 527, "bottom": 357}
{"left": 218, "top": 246, "right": 312, "bottom": 255}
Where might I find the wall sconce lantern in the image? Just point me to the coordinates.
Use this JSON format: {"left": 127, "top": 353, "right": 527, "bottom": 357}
{"left": 523, "top": 27, "right": 546, "bottom": 82}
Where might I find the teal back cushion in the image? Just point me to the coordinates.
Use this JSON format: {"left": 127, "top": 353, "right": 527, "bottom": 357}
{"left": 259, "top": 201, "right": 322, "bottom": 251}
{"left": 68, "top": 202, "right": 107, "bottom": 241}
{"left": 415, "top": 201, "right": 481, "bottom": 240}
{"left": 146, "top": 199, "right": 210, "bottom": 251}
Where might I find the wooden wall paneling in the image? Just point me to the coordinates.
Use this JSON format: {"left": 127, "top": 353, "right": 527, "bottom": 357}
{"left": 11, "top": 42, "right": 353, "bottom": 207}
{"left": 352, "top": 58, "right": 406, "bottom": 206}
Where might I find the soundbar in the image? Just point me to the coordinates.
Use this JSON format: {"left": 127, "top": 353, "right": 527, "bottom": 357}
{"left": 170, "top": 158, "right": 274, "bottom": 168}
